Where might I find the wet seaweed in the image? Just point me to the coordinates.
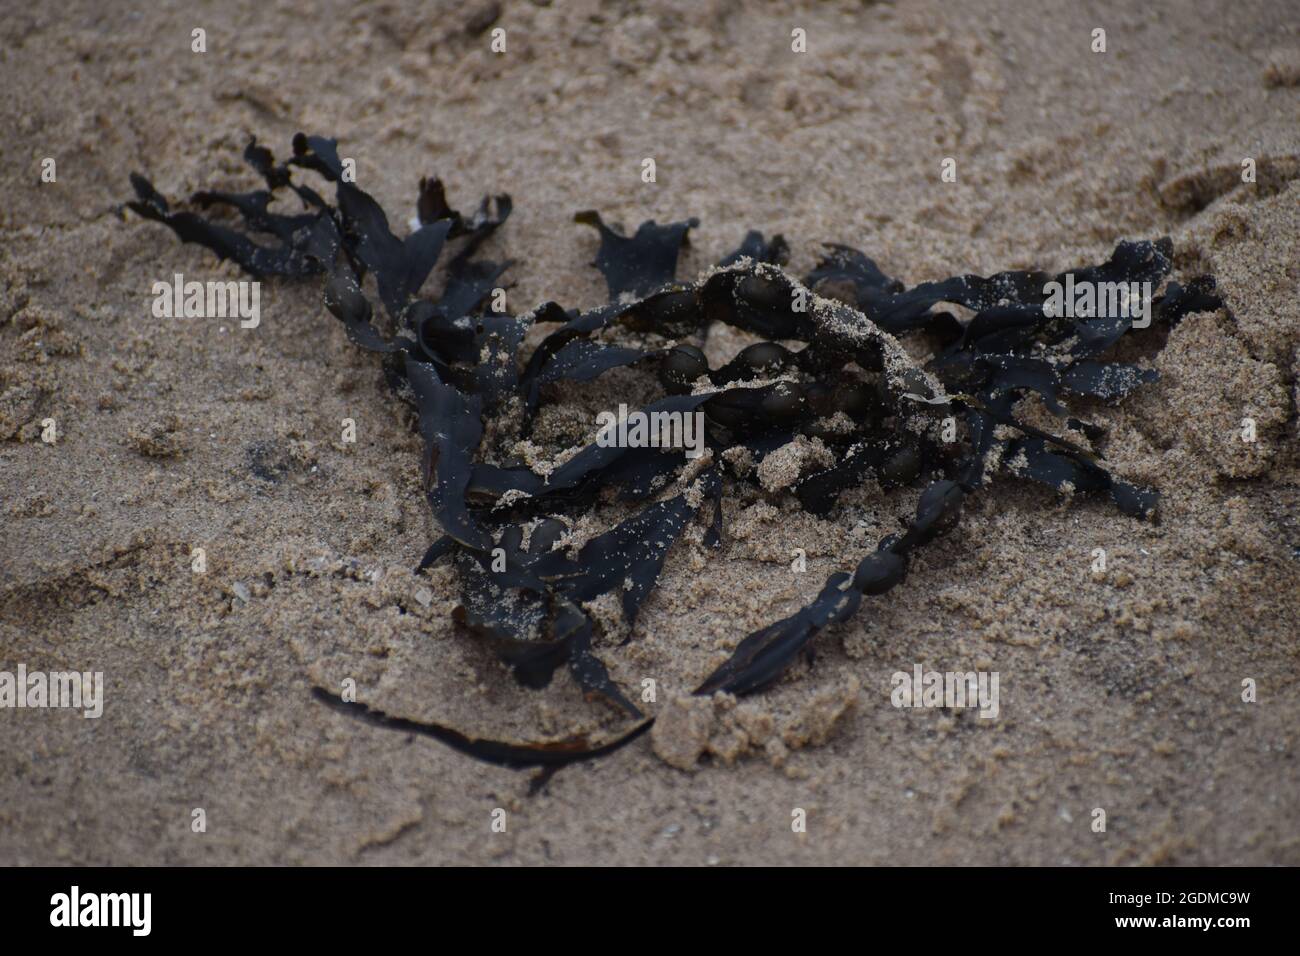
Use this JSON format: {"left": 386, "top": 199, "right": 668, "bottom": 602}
{"left": 127, "top": 133, "right": 1223, "bottom": 778}
{"left": 574, "top": 210, "right": 698, "bottom": 299}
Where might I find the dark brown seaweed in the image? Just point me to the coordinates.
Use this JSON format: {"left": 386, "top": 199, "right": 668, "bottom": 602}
{"left": 126, "top": 132, "right": 1223, "bottom": 778}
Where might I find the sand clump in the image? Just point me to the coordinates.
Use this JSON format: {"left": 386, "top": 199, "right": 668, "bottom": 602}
{"left": 1154, "top": 312, "right": 1288, "bottom": 478}
{"left": 652, "top": 675, "right": 862, "bottom": 771}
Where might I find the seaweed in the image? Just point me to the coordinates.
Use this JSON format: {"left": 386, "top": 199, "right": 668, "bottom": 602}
{"left": 127, "top": 172, "right": 339, "bottom": 278}
{"left": 530, "top": 470, "right": 721, "bottom": 623}
{"left": 126, "top": 132, "right": 1223, "bottom": 780}
{"left": 719, "top": 230, "right": 790, "bottom": 268}
{"left": 574, "top": 210, "right": 698, "bottom": 300}
{"left": 312, "top": 687, "right": 652, "bottom": 773}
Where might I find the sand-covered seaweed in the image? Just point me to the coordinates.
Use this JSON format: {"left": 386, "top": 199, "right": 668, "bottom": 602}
{"left": 127, "top": 132, "right": 1223, "bottom": 774}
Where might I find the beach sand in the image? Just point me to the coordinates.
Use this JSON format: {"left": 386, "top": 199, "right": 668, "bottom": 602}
{"left": 1, "top": 0, "right": 1298, "bottom": 864}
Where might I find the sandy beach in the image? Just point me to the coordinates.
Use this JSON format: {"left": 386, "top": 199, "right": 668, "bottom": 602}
{"left": 1, "top": 0, "right": 1298, "bottom": 865}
